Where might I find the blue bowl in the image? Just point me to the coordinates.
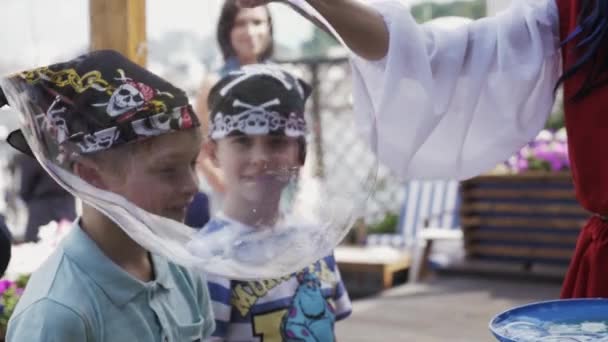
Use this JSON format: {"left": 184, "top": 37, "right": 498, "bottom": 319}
{"left": 489, "top": 298, "right": 608, "bottom": 341}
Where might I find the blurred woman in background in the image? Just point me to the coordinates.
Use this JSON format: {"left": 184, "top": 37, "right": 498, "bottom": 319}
{"left": 187, "top": 0, "right": 275, "bottom": 225}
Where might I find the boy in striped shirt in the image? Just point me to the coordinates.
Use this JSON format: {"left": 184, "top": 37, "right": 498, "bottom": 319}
{"left": 200, "top": 65, "right": 352, "bottom": 342}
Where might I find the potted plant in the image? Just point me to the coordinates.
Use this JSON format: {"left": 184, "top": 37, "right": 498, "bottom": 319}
{"left": 461, "top": 128, "right": 588, "bottom": 273}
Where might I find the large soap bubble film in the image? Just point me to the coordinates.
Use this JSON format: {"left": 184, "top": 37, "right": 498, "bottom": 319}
{"left": 2, "top": 0, "right": 376, "bottom": 279}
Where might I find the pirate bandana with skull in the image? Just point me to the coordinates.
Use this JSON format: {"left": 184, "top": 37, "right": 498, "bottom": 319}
{"left": 0, "top": 50, "right": 199, "bottom": 163}
{"left": 207, "top": 65, "right": 311, "bottom": 140}
{"left": 93, "top": 68, "right": 175, "bottom": 121}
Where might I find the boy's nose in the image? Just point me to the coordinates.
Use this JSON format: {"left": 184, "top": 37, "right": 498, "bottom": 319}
{"left": 180, "top": 168, "right": 199, "bottom": 199}
{"left": 250, "top": 145, "right": 271, "bottom": 167}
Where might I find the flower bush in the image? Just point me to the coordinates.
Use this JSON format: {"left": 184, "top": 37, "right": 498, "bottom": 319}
{"left": 0, "top": 220, "right": 70, "bottom": 340}
{"left": 0, "top": 275, "right": 29, "bottom": 338}
{"left": 501, "top": 128, "right": 569, "bottom": 173}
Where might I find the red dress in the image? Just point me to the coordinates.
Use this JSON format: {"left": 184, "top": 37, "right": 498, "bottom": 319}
{"left": 558, "top": 0, "right": 608, "bottom": 298}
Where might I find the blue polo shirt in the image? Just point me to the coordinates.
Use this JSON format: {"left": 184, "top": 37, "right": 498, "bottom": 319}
{"left": 7, "top": 223, "right": 214, "bottom": 342}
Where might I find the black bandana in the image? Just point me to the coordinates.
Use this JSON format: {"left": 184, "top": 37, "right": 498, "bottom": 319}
{"left": 0, "top": 49, "right": 199, "bottom": 159}
{"left": 207, "top": 64, "right": 312, "bottom": 140}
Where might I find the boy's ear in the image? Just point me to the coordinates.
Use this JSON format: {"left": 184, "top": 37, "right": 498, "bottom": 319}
{"left": 72, "top": 158, "right": 109, "bottom": 190}
{"left": 297, "top": 78, "right": 313, "bottom": 101}
{"left": 298, "top": 138, "right": 307, "bottom": 166}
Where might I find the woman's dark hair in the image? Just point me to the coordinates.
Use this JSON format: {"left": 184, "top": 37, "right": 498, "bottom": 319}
{"left": 216, "top": 0, "right": 274, "bottom": 62}
{"left": 556, "top": 0, "right": 608, "bottom": 100}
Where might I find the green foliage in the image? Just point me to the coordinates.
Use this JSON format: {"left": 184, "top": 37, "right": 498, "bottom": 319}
{"left": 300, "top": 27, "right": 340, "bottom": 58}
{"left": 411, "top": 0, "right": 486, "bottom": 23}
{"left": 527, "top": 158, "right": 553, "bottom": 172}
{"left": 15, "top": 275, "right": 29, "bottom": 289}
{"left": 367, "top": 212, "right": 399, "bottom": 234}
{"left": 0, "top": 274, "right": 30, "bottom": 335}
{"left": 545, "top": 104, "right": 565, "bottom": 130}
{"left": 0, "top": 287, "right": 19, "bottom": 329}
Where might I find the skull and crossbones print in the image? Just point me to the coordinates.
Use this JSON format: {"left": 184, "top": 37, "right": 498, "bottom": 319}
{"left": 93, "top": 69, "right": 172, "bottom": 119}
{"left": 33, "top": 95, "right": 70, "bottom": 144}
{"left": 209, "top": 98, "right": 306, "bottom": 139}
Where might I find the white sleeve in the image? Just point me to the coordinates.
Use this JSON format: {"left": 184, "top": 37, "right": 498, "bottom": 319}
{"left": 351, "top": 0, "right": 561, "bottom": 180}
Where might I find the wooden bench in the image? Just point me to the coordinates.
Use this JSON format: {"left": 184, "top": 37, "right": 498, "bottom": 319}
{"left": 335, "top": 246, "right": 411, "bottom": 293}
{"left": 460, "top": 172, "right": 589, "bottom": 273}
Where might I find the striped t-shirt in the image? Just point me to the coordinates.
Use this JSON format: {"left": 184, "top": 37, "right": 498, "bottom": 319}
{"left": 204, "top": 221, "right": 352, "bottom": 341}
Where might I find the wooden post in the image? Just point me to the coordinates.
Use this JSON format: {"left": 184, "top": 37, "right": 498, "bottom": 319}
{"left": 89, "top": 0, "right": 147, "bottom": 66}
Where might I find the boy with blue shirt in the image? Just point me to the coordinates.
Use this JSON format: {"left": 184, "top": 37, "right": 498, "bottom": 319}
{"left": 0, "top": 50, "right": 215, "bottom": 341}
{"left": 196, "top": 65, "right": 352, "bottom": 342}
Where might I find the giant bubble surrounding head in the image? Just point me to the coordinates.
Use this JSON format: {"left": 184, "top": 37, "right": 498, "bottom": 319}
{"left": 0, "top": 0, "right": 378, "bottom": 281}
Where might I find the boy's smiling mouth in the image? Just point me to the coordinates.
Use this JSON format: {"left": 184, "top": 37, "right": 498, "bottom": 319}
{"left": 242, "top": 171, "right": 293, "bottom": 183}
{"left": 242, "top": 167, "right": 299, "bottom": 181}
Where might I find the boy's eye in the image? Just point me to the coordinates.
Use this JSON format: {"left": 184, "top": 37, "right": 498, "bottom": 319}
{"left": 270, "top": 139, "right": 284, "bottom": 147}
{"left": 232, "top": 137, "right": 252, "bottom": 146}
{"left": 158, "top": 166, "right": 177, "bottom": 174}
{"left": 269, "top": 137, "right": 292, "bottom": 148}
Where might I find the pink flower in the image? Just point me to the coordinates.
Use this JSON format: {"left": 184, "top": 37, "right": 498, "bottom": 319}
{"left": 516, "top": 158, "right": 529, "bottom": 172}
{"left": 504, "top": 129, "right": 570, "bottom": 173}
{"left": 0, "top": 279, "right": 13, "bottom": 295}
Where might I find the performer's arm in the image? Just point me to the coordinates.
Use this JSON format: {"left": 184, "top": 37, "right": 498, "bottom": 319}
{"left": 242, "top": 0, "right": 562, "bottom": 180}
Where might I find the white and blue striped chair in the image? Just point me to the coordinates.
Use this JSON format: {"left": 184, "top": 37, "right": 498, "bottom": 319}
{"left": 367, "top": 180, "right": 463, "bottom": 282}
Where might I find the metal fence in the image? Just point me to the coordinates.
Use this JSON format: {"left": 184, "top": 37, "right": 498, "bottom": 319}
{"left": 279, "top": 57, "right": 405, "bottom": 226}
